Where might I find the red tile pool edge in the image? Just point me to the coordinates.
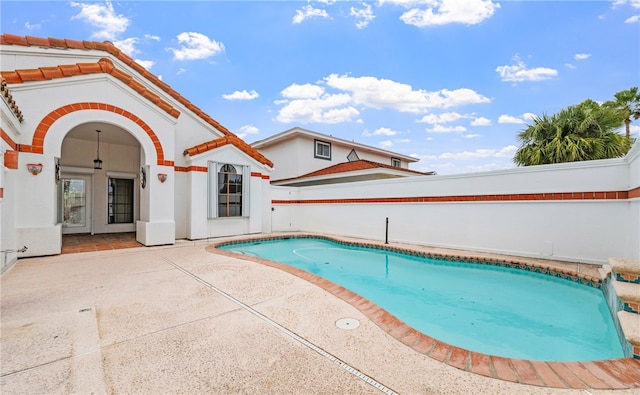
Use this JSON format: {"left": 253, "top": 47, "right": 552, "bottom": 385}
{"left": 207, "top": 236, "right": 640, "bottom": 390}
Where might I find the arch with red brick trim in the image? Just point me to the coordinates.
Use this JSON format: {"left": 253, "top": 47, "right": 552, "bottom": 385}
{"left": 29, "top": 102, "right": 171, "bottom": 166}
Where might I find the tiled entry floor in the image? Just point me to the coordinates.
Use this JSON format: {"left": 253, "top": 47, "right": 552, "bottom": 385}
{"left": 62, "top": 232, "right": 142, "bottom": 254}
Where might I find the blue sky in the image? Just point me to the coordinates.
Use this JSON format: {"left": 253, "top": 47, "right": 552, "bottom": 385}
{"left": 2, "top": 1, "right": 639, "bottom": 174}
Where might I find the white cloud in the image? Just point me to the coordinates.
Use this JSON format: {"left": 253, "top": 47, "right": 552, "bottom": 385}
{"left": 418, "top": 112, "right": 465, "bottom": 124}
{"left": 276, "top": 74, "right": 489, "bottom": 124}
{"left": 177, "top": 68, "right": 186, "bottom": 76}
{"left": 565, "top": 63, "right": 576, "bottom": 69}
{"left": 236, "top": 124, "right": 259, "bottom": 139}
{"left": 625, "top": 15, "right": 640, "bottom": 23}
{"left": 293, "top": 5, "right": 330, "bottom": 24}
{"left": 522, "top": 112, "right": 536, "bottom": 122}
{"left": 613, "top": 0, "right": 640, "bottom": 9}
{"left": 135, "top": 59, "right": 154, "bottom": 70}
{"left": 325, "top": 73, "right": 490, "bottom": 111}
{"left": 630, "top": 124, "right": 640, "bottom": 136}
{"left": 362, "top": 127, "right": 399, "bottom": 137}
{"left": 399, "top": 0, "right": 500, "bottom": 27}
{"left": 379, "top": 140, "right": 394, "bottom": 149}
{"left": 463, "top": 133, "right": 481, "bottom": 139}
{"left": 170, "top": 32, "right": 224, "bottom": 61}
{"left": 439, "top": 145, "right": 516, "bottom": 160}
{"left": 24, "top": 21, "right": 41, "bottom": 30}
{"left": 222, "top": 90, "right": 259, "bottom": 100}
{"left": 71, "top": 1, "right": 130, "bottom": 40}
{"left": 281, "top": 83, "right": 325, "bottom": 99}
{"left": 276, "top": 93, "right": 359, "bottom": 124}
{"left": 144, "top": 34, "right": 161, "bottom": 41}
{"left": 496, "top": 56, "right": 558, "bottom": 82}
{"left": 498, "top": 114, "right": 526, "bottom": 124}
{"left": 471, "top": 117, "right": 491, "bottom": 126}
{"left": 113, "top": 37, "right": 139, "bottom": 55}
{"left": 426, "top": 124, "right": 467, "bottom": 133}
{"left": 351, "top": 3, "right": 376, "bottom": 29}
{"left": 574, "top": 53, "right": 591, "bottom": 60}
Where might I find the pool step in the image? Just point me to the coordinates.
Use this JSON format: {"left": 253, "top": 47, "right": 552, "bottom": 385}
{"left": 606, "top": 257, "right": 640, "bottom": 360}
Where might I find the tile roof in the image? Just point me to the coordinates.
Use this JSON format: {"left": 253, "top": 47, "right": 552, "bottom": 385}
{"left": 1, "top": 58, "right": 181, "bottom": 118}
{"left": 0, "top": 34, "right": 272, "bottom": 168}
{"left": 0, "top": 79, "right": 23, "bottom": 122}
{"left": 274, "top": 159, "right": 434, "bottom": 183}
{"left": 183, "top": 135, "right": 273, "bottom": 168}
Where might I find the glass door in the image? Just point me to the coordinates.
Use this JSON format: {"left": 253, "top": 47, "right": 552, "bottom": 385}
{"left": 61, "top": 175, "right": 92, "bottom": 234}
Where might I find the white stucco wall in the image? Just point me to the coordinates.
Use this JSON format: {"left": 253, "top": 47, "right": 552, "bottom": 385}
{"left": 184, "top": 144, "right": 272, "bottom": 240}
{"left": 272, "top": 145, "right": 640, "bottom": 264}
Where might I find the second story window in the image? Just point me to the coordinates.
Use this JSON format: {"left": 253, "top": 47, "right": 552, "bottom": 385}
{"left": 314, "top": 139, "right": 331, "bottom": 160}
{"left": 391, "top": 158, "right": 401, "bottom": 167}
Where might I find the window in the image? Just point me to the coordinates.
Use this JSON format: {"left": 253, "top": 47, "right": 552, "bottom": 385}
{"left": 314, "top": 139, "right": 331, "bottom": 160}
{"left": 347, "top": 149, "right": 359, "bottom": 162}
{"left": 391, "top": 158, "right": 401, "bottom": 167}
{"left": 217, "top": 164, "right": 243, "bottom": 217}
{"left": 108, "top": 178, "right": 134, "bottom": 224}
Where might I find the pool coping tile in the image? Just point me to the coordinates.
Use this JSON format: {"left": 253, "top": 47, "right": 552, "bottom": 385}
{"left": 208, "top": 233, "right": 640, "bottom": 391}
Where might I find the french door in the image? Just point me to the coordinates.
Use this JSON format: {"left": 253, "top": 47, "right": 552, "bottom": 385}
{"left": 60, "top": 175, "right": 92, "bottom": 234}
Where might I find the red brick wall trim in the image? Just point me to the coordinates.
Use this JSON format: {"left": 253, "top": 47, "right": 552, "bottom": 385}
{"left": 272, "top": 190, "right": 636, "bottom": 205}
{"left": 0, "top": 188, "right": 3, "bottom": 198}
{"left": 3, "top": 150, "right": 19, "bottom": 169}
{"left": 251, "top": 171, "right": 270, "bottom": 179}
{"left": 28, "top": 102, "right": 167, "bottom": 165}
{"left": 629, "top": 186, "right": 640, "bottom": 199}
{"left": 1, "top": 127, "right": 18, "bottom": 150}
{"left": 175, "top": 165, "right": 207, "bottom": 172}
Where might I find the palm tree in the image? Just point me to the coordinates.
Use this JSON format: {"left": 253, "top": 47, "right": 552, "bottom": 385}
{"left": 604, "top": 87, "right": 640, "bottom": 140}
{"left": 514, "top": 99, "right": 630, "bottom": 166}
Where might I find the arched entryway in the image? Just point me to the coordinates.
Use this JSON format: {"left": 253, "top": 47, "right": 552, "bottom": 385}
{"left": 59, "top": 122, "right": 143, "bottom": 237}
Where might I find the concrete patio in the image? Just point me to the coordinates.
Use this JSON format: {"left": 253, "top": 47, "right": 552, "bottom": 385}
{"left": 1, "top": 238, "right": 638, "bottom": 394}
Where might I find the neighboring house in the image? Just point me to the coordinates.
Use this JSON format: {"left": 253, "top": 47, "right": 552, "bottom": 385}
{"left": 0, "top": 34, "right": 273, "bottom": 262}
{"left": 252, "top": 127, "right": 434, "bottom": 186}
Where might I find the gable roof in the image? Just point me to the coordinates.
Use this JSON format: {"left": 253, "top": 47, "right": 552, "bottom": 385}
{"left": 183, "top": 135, "right": 273, "bottom": 167}
{"left": 0, "top": 34, "right": 272, "bottom": 168}
{"left": 251, "top": 127, "right": 419, "bottom": 163}
{"left": 271, "top": 159, "right": 435, "bottom": 187}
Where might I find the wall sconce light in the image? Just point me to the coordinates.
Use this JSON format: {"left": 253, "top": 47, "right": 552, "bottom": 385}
{"left": 27, "top": 163, "right": 43, "bottom": 175}
{"left": 93, "top": 129, "right": 103, "bottom": 169}
{"left": 157, "top": 173, "right": 167, "bottom": 183}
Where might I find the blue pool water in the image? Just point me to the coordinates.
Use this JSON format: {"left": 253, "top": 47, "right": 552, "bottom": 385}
{"left": 218, "top": 237, "right": 624, "bottom": 361}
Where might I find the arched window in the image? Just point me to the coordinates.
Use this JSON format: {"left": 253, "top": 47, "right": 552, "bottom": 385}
{"left": 217, "top": 164, "right": 243, "bottom": 217}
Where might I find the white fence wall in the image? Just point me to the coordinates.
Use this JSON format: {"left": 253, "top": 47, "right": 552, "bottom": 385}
{"left": 271, "top": 143, "right": 640, "bottom": 264}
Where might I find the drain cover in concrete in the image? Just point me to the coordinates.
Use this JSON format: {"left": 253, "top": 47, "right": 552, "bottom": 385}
{"left": 335, "top": 318, "right": 360, "bottom": 330}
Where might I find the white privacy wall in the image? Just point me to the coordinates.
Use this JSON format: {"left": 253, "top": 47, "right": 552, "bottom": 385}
{"left": 271, "top": 144, "right": 640, "bottom": 264}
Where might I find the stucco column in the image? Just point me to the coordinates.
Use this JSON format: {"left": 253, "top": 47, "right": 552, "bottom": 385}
{"left": 15, "top": 153, "right": 61, "bottom": 257}
{"left": 136, "top": 164, "right": 175, "bottom": 246}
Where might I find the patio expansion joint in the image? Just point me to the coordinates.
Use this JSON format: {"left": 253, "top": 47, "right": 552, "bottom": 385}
{"left": 155, "top": 252, "right": 399, "bottom": 395}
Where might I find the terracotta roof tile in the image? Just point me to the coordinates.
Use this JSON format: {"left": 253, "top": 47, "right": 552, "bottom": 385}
{"left": 0, "top": 79, "right": 23, "bottom": 122}
{"left": 184, "top": 136, "right": 273, "bottom": 168}
{"left": 1, "top": 33, "right": 272, "bottom": 167}
{"left": 304, "top": 159, "right": 432, "bottom": 178}
{"left": 274, "top": 159, "right": 434, "bottom": 183}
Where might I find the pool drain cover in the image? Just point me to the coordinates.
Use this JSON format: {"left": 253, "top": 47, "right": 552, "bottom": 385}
{"left": 335, "top": 318, "right": 360, "bottom": 330}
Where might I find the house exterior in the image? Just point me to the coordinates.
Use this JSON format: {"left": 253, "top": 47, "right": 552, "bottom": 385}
{"left": 251, "top": 127, "right": 431, "bottom": 186}
{"left": 0, "top": 34, "right": 273, "bottom": 268}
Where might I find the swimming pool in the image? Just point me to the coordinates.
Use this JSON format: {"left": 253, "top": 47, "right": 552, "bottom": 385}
{"left": 217, "top": 236, "right": 625, "bottom": 362}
